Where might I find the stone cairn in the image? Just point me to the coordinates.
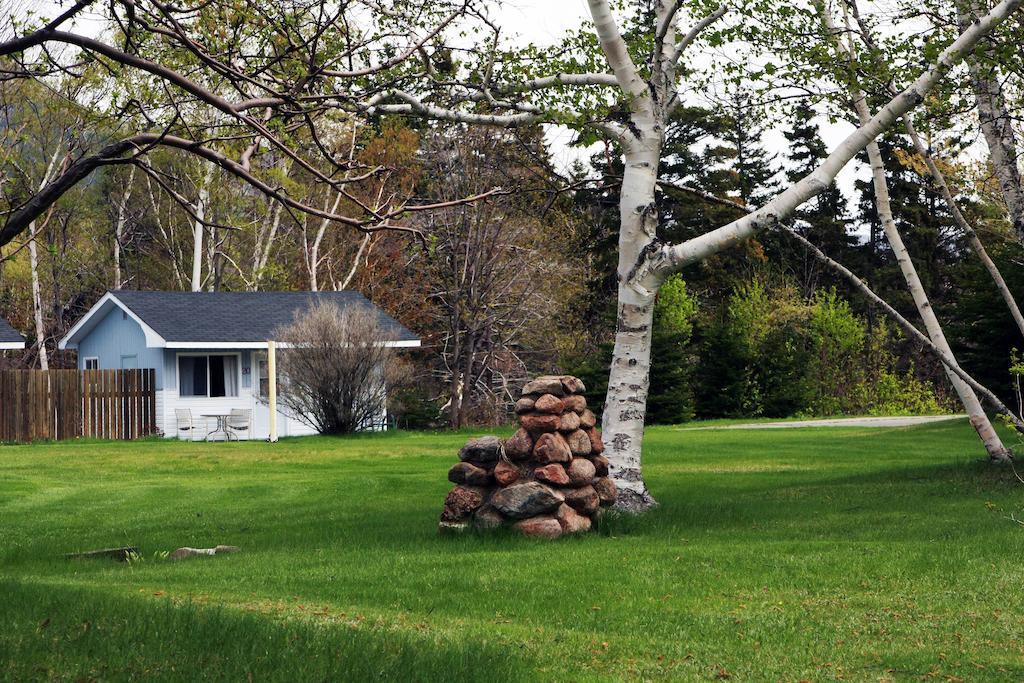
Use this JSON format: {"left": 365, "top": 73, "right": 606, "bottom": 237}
{"left": 439, "top": 375, "right": 617, "bottom": 538}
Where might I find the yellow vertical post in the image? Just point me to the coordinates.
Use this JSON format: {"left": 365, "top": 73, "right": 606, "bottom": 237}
{"left": 268, "top": 340, "right": 278, "bottom": 443}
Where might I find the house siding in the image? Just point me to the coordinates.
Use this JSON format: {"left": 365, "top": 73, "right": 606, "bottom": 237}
{"left": 76, "top": 308, "right": 165, "bottom": 388}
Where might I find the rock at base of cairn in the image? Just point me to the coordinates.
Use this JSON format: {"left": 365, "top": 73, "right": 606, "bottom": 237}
{"left": 438, "top": 375, "right": 616, "bottom": 538}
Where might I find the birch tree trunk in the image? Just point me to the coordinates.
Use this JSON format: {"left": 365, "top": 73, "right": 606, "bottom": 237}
{"left": 28, "top": 221, "right": 48, "bottom": 370}
{"left": 957, "top": 0, "right": 1024, "bottom": 240}
{"left": 190, "top": 164, "right": 214, "bottom": 292}
{"left": 603, "top": 140, "right": 662, "bottom": 511}
{"left": 853, "top": 98, "right": 1011, "bottom": 461}
{"left": 28, "top": 147, "right": 62, "bottom": 370}
{"left": 822, "top": 2, "right": 1013, "bottom": 461}
{"left": 113, "top": 165, "right": 136, "bottom": 289}
{"left": 309, "top": 192, "right": 344, "bottom": 291}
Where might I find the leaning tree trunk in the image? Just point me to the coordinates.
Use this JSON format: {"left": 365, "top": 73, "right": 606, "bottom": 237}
{"left": 603, "top": 138, "right": 662, "bottom": 512}
{"left": 904, "top": 118, "right": 1024, "bottom": 338}
{"left": 958, "top": 1, "right": 1024, "bottom": 240}
{"left": 854, "top": 97, "right": 1011, "bottom": 462}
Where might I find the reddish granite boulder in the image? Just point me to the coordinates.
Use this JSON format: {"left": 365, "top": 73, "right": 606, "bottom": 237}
{"left": 591, "top": 454, "right": 610, "bottom": 477}
{"left": 473, "top": 504, "right": 505, "bottom": 530}
{"left": 521, "top": 376, "right": 565, "bottom": 396}
{"left": 459, "top": 436, "right": 503, "bottom": 465}
{"left": 448, "top": 462, "right": 493, "bottom": 486}
{"left": 520, "top": 413, "right": 560, "bottom": 435}
{"left": 493, "top": 460, "right": 521, "bottom": 486}
{"left": 593, "top": 477, "right": 618, "bottom": 507}
{"left": 555, "top": 503, "right": 592, "bottom": 533}
{"left": 491, "top": 482, "right": 564, "bottom": 519}
{"left": 513, "top": 516, "right": 562, "bottom": 539}
{"left": 504, "top": 428, "right": 534, "bottom": 460}
{"left": 566, "top": 458, "right": 596, "bottom": 487}
{"left": 563, "top": 395, "right": 587, "bottom": 413}
{"left": 533, "top": 432, "right": 572, "bottom": 464}
{"left": 441, "top": 486, "right": 486, "bottom": 522}
{"left": 534, "top": 393, "right": 565, "bottom": 415}
{"left": 558, "top": 411, "right": 581, "bottom": 432}
{"left": 535, "top": 463, "right": 571, "bottom": 486}
{"left": 514, "top": 397, "right": 536, "bottom": 414}
{"left": 566, "top": 429, "right": 592, "bottom": 456}
{"left": 579, "top": 409, "right": 597, "bottom": 429}
{"left": 586, "top": 427, "right": 605, "bottom": 455}
{"left": 561, "top": 376, "right": 586, "bottom": 395}
{"left": 564, "top": 485, "right": 599, "bottom": 515}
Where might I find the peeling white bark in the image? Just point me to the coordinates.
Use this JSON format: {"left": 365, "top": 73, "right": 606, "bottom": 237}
{"left": 604, "top": 143, "right": 662, "bottom": 511}
{"left": 820, "top": 0, "right": 1012, "bottom": 461}
{"left": 957, "top": 0, "right": 1024, "bottom": 240}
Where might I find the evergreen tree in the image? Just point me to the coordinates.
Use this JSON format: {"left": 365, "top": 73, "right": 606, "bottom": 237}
{"left": 784, "top": 104, "right": 854, "bottom": 256}
{"left": 720, "top": 92, "right": 778, "bottom": 207}
{"left": 647, "top": 275, "right": 698, "bottom": 423}
{"left": 782, "top": 103, "right": 856, "bottom": 294}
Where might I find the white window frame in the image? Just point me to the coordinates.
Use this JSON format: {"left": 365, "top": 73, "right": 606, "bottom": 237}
{"left": 175, "top": 352, "right": 242, "bottom": 399}
{"left": 253, "top": 351, "right": 269, "bottom": 400}
{"left": 83, "top": 356, "right": 100, "bottom": 370}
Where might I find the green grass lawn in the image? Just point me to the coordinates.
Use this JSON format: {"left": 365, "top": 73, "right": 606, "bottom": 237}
{"left": 3, "top": 421, "right": 1024, "bottom": 681}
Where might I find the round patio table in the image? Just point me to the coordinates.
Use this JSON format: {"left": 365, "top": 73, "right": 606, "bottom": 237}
{"left": 202, "top": 413, "right": 235, "bottom": 441}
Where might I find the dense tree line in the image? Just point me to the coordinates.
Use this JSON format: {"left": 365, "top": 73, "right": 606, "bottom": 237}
{"left": 3, "top": 70, "right": 1023, "bottom": 429}
{"left": 3, "top": 0, "right": 1024, "bottom": 502}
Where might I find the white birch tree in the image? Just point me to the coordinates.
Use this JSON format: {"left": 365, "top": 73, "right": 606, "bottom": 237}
{"left": 358, "top": 0, "right": 1024, "bottom": 509}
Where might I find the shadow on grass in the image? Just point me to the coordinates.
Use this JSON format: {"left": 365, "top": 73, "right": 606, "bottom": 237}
{"left": 0, "top": 579, "right": 529, "bottom": 682}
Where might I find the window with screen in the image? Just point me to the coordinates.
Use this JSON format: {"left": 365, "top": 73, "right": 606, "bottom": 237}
{"left": 178, "top": 354, "right": 238, "bottom": 397}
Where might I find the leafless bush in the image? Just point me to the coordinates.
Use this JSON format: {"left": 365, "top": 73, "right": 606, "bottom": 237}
{"left": 274, "top": 303, "right": 409, "bottom": 434}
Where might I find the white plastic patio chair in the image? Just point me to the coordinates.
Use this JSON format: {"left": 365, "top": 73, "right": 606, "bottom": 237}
{"left": 227, "top": 409, "right": 251, "bottom": 441}
{"left": 175, "top": 409, "right": 200, "bottom": 441}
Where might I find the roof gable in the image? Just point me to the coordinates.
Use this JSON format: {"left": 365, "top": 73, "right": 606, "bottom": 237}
{"left": 0, "top": 316, "right": 24, "bottom": 348}
{"left": 61, "top": 291, "right": 418, "bottom": 349}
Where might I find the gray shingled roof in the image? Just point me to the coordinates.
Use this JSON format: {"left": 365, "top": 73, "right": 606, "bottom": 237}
{"left": 0, "top": 316, "right": 24, "bottom": 344}
{"left": 111, "top": 290, "right": 418, "bottom": 343}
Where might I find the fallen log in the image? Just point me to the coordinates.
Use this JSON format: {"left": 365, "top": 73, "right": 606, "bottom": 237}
{"left": 65, "top": 546, "right": 138, "bottom": 562}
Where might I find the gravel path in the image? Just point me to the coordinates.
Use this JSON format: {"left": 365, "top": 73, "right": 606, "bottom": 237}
{"left": 677, "top": 415, "right": 966, "bottom": 430}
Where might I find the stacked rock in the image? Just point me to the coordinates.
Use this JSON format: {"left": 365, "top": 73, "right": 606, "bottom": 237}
{"left": 439, "top": 375, "right": 617, "bottom": 538}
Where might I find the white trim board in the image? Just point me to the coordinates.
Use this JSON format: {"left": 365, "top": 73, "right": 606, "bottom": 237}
{"left": 165, "top": 340, "right": 421, "bottom": 349}
{"left": 0, "top": 342, "right": 24, "bottom": 350}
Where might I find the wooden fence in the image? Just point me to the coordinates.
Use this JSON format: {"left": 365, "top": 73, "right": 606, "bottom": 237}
{"left": 0, "top": 369, "right": 157, "bottom": 443}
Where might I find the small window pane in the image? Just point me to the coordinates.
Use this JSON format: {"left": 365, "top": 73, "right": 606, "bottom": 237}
{"left": 209, "top": 355, "right": 226, "bottom": 397}
{"left": 258, "top": 360, "right": 269, "bottom": 399}
{"left": 179, "top": 356, "right": 208, "bottom": 397}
